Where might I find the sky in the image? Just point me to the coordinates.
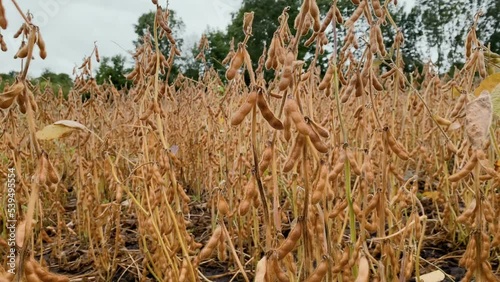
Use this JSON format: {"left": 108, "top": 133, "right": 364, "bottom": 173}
{"left": 0, "top": 0, "right": 413, "bottom": 77}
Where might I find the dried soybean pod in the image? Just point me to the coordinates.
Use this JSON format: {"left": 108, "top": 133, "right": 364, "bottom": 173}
{"left": 0, "top": 94, "right": 16, "bottom": 109}
{"left": 456, "top": 198, "right": 477, "bottom": 223}
{"left": 465, "top": 28, "right": 474, "bottom": 58}
{"left": 0, "top": 0, "right": 6, "bottom": 30}
{"left": 341, "top": 84, "right": 353, "bottom": 103}
{"left": 0, "top": 34, "right": 7, "bottom": 52}
{"left": 450, "top": 93, "right": 467, "bottom": 118}
{"left": 13, "top": 23, "right": 26, "bottom": 39}
{"left": 364, "top": 192, "right": 379, "bottom": 216}
{"left": 309, "top": 0, "right": 321, "bottom": 32}
{"left": 320, "top": 6, "right": 333, "bottom": 32}
{"left": 266, "top": 34, "right": 277, "bottom": 70}
{"left": 198, "top": 225, "right": 222, "bottom": 261}
{"left": 46, "top": 157, "right": 59, "bottom": 184}
{"left": 345, "top": 0, "right": 366, "bottom": 27}
{"left": 231, "top": 90, "right": 258, "bottom": 126}
{"left": 284, "top": 114, "right": 292, "bottom": 141}
{"left": 312, "top": 163, "right": 328, "bottom": 204}
{"left": 384, "top": 127, "right": 409, "bottom": 161}
{"left": 285, "top": 99, "right": 312, "bottom": 136}
{"left": 328, "top": 148, "right": 346, "bottom": 181}
{"left": 374, "top": 24, "right": 386, "bottom": 56}
{"left": 362, "top": 152, "right": 374, "bottom": 184}
{"left": 94, "top": 45, "right": 100, "bottom": 63}
{"left": 380, "top": 67, "right": 396, "bottom": 79}
{"left": 36, "top": 28, "right": 47, "bottom": 59}
{"left": 372, "top": 0, "right": 383, "bottom": 18}
{"left": 319, "top": 63, "right": 334, "bottom": 91}
{"left": 338, "top": 68, "right": 348, "bottom": 85}
{"left": 257, "top": 89, "right": 284, "bottom": 129}
{"left": 276, "top": 217, "right": 303, "bottom": 259}
{"left": 279, "top": 50, "right": 294, "bottom": 91}
{"left": 371, "top": 70, "right": 383, "bottom": 90}
{"left": 239, "top": 177, "right": 257, "bottom": 215}
{"left": 354, "top": 70, "right": 364, "bottom": 97}
{"left": 346, "top": 148, "right": 362, "bottom": 175}
{"left": 283, "top": 134, "right": 305, "bottom": 172}
{"left": 15, "top": 42, "right": 29, "bottom": 59}
{"left": 334, "top": 5, "right": 343, "bottom": 24}
{"left": 476, "top": 50, "right": 487, "bottom": 78}
{"left": 308, "top": 125, "right": 329, "bottom": 153}
{"left": 238, "top": 198, "right": 252, "bottom": 216}
{"left": 290, "top": 111, "right": 313, "bottom": 136}
{"left": 226, "top": 43, "right": 245, "bottom": 80}
{"left": 217, "top": 194, "right": 229, "bottom": 216}
{"left": 449, "top": 152, "right": 478, "bottom": 182}
{"left": 243, "top": 11, "right": 254, "bottom": 35}
{"left": 369, "top": 27, "right": 379, "bottom": 54}
{"left": 309, "top": 117, "right": 329, "bottom": 138}
{"left": 429, "top": 115, "right": 450, "bottom": 127}
{"left": 259, "top": 141, "right": 273, "bottom": 175}
{"left": 305, "top": 256, "right": 329, "bottom": 282}
{"left": 17, "top": 91, "right": 27, "bottom": 114}
{"left": 268, "top": 252, "right": 289, "bottom": 282}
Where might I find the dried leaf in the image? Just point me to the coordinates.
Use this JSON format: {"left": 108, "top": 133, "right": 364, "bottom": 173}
{"left": 16, "top": 220, "right": 26, "bottom": 248}
{"left": 54, "top": 119, "right": 88, "bottom": 130}
{"left": 465, "top": 91, "right": 492, "bottom": 149}
{"left": 490, "top": 84, "right": 500, "bottom": 117}
{"left": 474, "top": 72, "right": 500, "bottom": 97}
{"left": 447, "top": 121, "right": 461, "bottom": 131}
{"left": 36, "top": 120, "right": 88, "bottom": 140}
{"left": 254, "top": 256, "right": 267, "bottom": 282}
{"left": 417, "top": 270, "right": 445, "bottom": 282}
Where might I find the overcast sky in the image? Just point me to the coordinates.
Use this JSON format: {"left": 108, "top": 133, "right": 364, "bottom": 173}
{"left": 0, "top": 0, "right": 413, "bottom": 77}
{"left": 0, "top": 0, "right": 243, "bottom": 76}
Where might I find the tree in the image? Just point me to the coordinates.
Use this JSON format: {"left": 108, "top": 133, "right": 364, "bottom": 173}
{"left": 398, "top": 5, "right": 425, "bottom": 73}
{"left": 95, "top": 55, "right": 130, "bottom": 89}
{"left": 0, "top": 71, "right": 17, "bottom": 91}
{"left": 133, "top": 9, "right": 186, "bottom": 81}
{"left": 37, "top": 69, "right": 73, "bottom": 97}
{"left": 200, "top": 0, "right": 334, "bottom": 81}
{"left": 477, "top": 0, "right": 500, "bottom": 54}
{"left": 403, "top": 0, "right": 499, "bottom": 74}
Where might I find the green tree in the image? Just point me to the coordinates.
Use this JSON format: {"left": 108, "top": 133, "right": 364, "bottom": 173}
{"left": 0, "top": 71, "right": 17, "bottom": 91}
{"left": 95, "top": 55, "right": 130, "bottom": 89}
{"left": 477, "top": 0, "right": 500, "bottom": 54}
{"left": 37, "top": 69, "right": 73, "bottom": 97}
{"left": 398, "top": 5, "right": 425, "bottom": 73}
{"left": 202, "top": 0, "right": 333, "bottom": 81}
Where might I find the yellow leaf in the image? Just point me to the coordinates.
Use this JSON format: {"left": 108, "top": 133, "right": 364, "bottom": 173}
{"left": 421, "top": 191, "right": 440, "bottom": 201}
{"left": 451, "top": 85, "right": 462, "bottom": 98}
{"left": 36, "top": 124, "right": 78, "bottom": 140}
{"left": 490, "top": 84, "right": 500, "bottom": 117}
{"left": 474, "top": 73, "right": 500, "bottom": 97}
{"left": 36, "top": 120, "right": 87, "bottom": 140}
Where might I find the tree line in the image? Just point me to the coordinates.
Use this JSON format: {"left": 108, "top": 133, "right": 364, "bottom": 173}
{"left": 1, "top": 0, "right": 498, "bottom": 91}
